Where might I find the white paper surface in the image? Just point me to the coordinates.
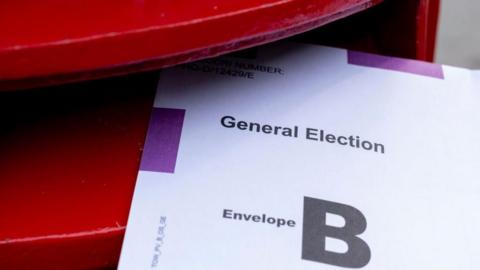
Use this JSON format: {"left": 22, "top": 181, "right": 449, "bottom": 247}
{"left": 118, "top": 43, "right": 480, "bottom": 270}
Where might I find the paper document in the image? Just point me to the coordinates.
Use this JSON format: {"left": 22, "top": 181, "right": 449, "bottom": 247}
{"left": 118, "top": 43, "right": 480, "bottom": 269}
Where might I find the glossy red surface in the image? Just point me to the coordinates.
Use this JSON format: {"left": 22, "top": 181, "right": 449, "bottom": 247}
{"left": 0, "top": 0, "right": 440, "bottom": 269}
{"left": 0, "top": 0, "right": 381, "bottom": 90}
{"left": 0, "top": 74, "right": 157, "bottom": 269}
{"left": 417, "top": 0, "right": 440, "bottom": 60}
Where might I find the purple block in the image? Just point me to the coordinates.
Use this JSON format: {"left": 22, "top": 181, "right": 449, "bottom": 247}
{"left": 140, "top": 108, "right": 186, "bottom": 173}
{"left": 347, "top": 50, "right": 444, "bottom": 79}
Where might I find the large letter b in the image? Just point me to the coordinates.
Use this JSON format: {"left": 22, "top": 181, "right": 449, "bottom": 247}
{"left": 302, "top": 197, "right": 371, "bottom": 268}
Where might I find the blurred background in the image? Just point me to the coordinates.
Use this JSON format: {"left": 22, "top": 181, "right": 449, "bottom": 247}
{"left": 436, "top": 0, "right": 480, "bottom": 68}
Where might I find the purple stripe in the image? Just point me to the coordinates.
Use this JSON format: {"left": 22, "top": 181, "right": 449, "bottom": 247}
{"left": 140, "top": 108, "right": 185, "bottom": 173}
{"left": 347, "top": 50, "right": 444, "bottom": 79}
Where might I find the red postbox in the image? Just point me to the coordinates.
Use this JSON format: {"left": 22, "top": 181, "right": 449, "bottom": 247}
{"left": 0, "top": 0, "right": 440, "bottom": 269}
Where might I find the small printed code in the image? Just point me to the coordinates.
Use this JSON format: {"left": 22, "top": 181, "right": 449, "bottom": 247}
{"left": 151, "top": 216, "right": 167, "bottom": 268}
